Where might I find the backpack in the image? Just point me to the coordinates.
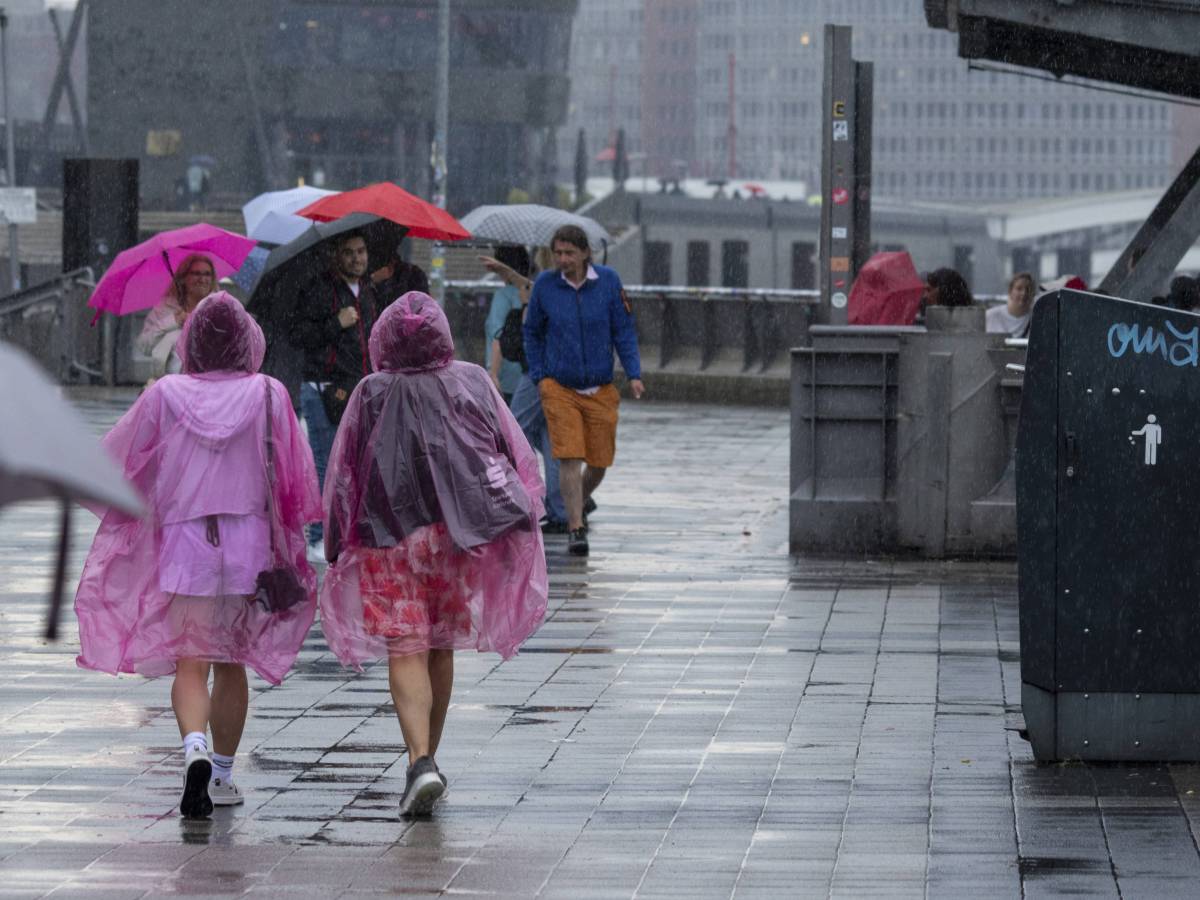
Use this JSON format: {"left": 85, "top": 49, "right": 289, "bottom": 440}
{"left": 497, "top": 306, "right": 526, "bottom": 369}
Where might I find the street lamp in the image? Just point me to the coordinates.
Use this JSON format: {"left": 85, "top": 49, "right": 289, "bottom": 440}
{"left": 429, "top": 0, "right": 449, "bottom": 303}
{"left": 0, "top": 6, "right": 18, "bottom": 292}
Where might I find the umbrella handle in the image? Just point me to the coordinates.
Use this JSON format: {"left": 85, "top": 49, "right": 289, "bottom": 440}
{"left": 43, "top": 498, "right": 71, "bottom": 641}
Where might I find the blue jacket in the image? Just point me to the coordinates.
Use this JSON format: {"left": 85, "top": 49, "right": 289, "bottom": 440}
{"left": 523, "top": 264, "right": 642, "bottom": 389}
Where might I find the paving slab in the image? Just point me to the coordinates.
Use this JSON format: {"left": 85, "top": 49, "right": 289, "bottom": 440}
{"left": 2, "top": 390, "right": 1200, "bottom": 896}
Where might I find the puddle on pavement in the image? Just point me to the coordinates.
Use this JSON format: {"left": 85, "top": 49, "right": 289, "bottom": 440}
{"left": 521, "top": 646, "right": 615, "bottom": 654}
{"left": 1019, "top": 857, "right": 1106, "bottom": 877}
{"left": 312, "top": 703, "right": 391, "bottom": 713}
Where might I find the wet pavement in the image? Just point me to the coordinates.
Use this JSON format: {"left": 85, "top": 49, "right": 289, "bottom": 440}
{"left": 2, "top": 390, "right": 1200, "bottom": 898}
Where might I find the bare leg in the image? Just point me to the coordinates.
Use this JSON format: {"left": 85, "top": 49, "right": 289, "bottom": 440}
{"left": 582, "top": 465, "right": 606, "bottom": 502}
{"left": 559, "top": 458, "right": 585, "bottom": 530}
{"left": 209, "top": 663, "right": 249, "bottom": 757}
{"left": 427, "top": 650, "right": 454, "bottom": 759}
{"left": 172, "top": 659, "right": 212, "bottom": 738}
{"left": 389, "top": 651, "right": 433, "bottom": 763}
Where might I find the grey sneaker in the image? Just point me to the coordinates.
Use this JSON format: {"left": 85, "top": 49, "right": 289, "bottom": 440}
{"left": 399, "top": 756, "right": 445, "bottom": 817}
{"left": 208, "top": 777, "right": 244, "bottom": 806}
{"left": 180, "top": 746, "right": 213, "bottom": 819}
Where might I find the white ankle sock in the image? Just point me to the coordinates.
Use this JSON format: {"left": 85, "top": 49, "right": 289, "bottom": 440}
{"left": 183, "top": 732, "right": 208, "bottom": 756}
{"left": 211, "top": 752, "right": 234, "bottom": 782}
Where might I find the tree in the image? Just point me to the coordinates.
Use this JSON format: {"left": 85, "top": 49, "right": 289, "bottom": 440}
{"left": 574, "top": 128, "right": 588, "bottom": 208}
{"left": 613, "top": 128, "right": 630, "bottom": 190}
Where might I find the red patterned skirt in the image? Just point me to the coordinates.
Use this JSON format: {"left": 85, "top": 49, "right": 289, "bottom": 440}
{"left": 356, "top": 522, "right": 478, "bottom": 647}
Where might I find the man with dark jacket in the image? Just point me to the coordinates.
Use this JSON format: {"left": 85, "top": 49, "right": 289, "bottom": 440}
{"left": 371, "top": 254, "right": 429, "bottom": 308}
{"left": 523, "top": 224, "right": 644, "bottom": 556}
{"left": 290, "top": 231, "right": 378, "bottom": 558}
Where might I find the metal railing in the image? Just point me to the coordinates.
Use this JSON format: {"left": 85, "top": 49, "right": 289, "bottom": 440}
{"left": 444, "top": 281, "right": 817, "bottom": 376}
{"left": 0, "top": 267, "right": 100, "bottom": 381}
{"left": 447, "top": 279, "right": 820, "bottom": 302}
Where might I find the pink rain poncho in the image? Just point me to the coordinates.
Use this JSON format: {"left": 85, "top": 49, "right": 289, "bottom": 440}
{"left": 74, "top": 292, "right": 322, "bottom": 685}
{"left": 320, "top": 291, "right": 547, "bottom": 664}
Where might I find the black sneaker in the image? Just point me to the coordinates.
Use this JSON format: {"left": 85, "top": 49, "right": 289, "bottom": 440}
{"left": 567, "top": 527, "right": 589, "bottom": 556}
{"left": 399, "top": 755, "right": 445, "bottom": 817}
{"left": 540, "top": 518, "right": 570, "bottom": 535}
{"left": 583, "top": 497, "right": 597, "bottom": 516}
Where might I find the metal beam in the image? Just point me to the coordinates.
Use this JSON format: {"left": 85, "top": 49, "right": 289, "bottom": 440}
{"left": 47, "top": 7, "right": 88, "bottom": 156}
{"left": 927, "top": 0, "right": 1200, "bottom": 100}
{"left": 36, "top": 0, "right": 85, "bottom": 166}
{"left": 1099, "top": 142, "right": 1200, "bottom": 299}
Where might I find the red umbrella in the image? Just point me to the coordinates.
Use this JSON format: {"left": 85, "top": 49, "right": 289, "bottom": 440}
{"left": 295, "top": 182, "right": 470, "bottom": 242}
{"left": 847, "top": 251, "right": 926, "bottom": 326}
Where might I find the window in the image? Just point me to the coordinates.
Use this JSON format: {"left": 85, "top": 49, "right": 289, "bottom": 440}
{"left": 721, "top": 240, "right": 749, "bottom": 288}
{"left": 953, "top": 245, "right": 974, "bottom": 290}
{"left": 643, "top": 241, "right": 672, "bottom": 285}
{"left": 791, "top": 242, "right": 815, "bottom": 290}
{"left": 687, "top": 241, "right": 710, "bottom": 287}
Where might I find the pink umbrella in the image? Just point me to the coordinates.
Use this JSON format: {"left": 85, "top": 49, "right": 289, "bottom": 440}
{"left": 86, "top": 223, "right": 258, "bottom": 320}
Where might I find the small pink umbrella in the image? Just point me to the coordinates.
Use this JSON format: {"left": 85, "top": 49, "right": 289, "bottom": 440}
{"left": 86, "top": 223, "right": 258, "bottom": 321}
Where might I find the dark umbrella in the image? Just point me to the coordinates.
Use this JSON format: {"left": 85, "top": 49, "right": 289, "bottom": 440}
{"left": 247, "top": 213, "right": 407, "bottom": 407}
{"left": 574, "top": 128, "right": 588, "bottom": 207}
{"left": 0, "top": 342, "right": 144, "bottom": 639}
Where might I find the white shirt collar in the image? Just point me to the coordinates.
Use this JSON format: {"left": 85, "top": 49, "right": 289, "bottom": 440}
{"left": 561, "top": 265, "right": 599, "bottom": 289}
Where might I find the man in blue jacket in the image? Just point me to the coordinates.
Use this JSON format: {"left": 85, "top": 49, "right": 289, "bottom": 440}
{"left": 524, "top": 224, "right": 644, "bottom": 556}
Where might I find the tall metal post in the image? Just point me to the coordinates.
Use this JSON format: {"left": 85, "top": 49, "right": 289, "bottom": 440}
{"left": 0, "top": 8, "right": 19, "bottom": 292}
{"left": 818, "top": 25, "right": 872, "bottom": 325}
{"left": 429, "top": 0, "right": 450, "bottom": 303}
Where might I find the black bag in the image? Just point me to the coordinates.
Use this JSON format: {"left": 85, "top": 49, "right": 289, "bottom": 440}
{"left": 253, "top": 377, "right": 308, "bottom": 614}
{"left": 320, "top": 379, "right": 355, "bottom": 426}
{"left": 497, "top": 306, "right": 526, "bottom": 368}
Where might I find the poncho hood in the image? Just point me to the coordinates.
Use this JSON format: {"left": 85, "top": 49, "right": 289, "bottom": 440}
{"left": 164, "top": 291, "right": 268, "bottom": 443}
{"left": 369, "top": 291, "right": 454, "bottom": 373}
{"left": 179, "top": 291, "right": 266, "bottom": 375}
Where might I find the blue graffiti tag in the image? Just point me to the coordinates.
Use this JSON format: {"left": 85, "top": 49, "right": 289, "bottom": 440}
{"left": 1107, "top": 320, "right": 1200, "bottom": 367}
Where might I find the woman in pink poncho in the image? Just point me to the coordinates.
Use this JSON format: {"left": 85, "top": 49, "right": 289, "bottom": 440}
{"left": 75, "top": 291, "right": 321, "bottom": 819}
{"left": 320, "top": 290, "right": 548, "bottom": 817}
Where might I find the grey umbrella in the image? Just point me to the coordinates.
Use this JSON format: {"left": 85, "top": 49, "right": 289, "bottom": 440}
{"left": 459, "top": 204, "right": 611, "bottom": 253}
{"left": 0, "top": 342, "right": 144, "bottom": 638}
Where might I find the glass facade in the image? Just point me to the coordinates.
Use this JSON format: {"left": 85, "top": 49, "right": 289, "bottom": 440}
{"left": 564, "top": 0, "right": 1184, "bottom": 202}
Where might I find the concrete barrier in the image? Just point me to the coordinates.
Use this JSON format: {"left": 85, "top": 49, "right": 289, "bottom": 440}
{"left": 790, "top": 314, "right": 1023, "bottom": 557}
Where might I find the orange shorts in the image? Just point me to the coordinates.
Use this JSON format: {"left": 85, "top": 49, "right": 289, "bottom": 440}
{"left": 538, "top": 378, "right": 620, "bottom": 468}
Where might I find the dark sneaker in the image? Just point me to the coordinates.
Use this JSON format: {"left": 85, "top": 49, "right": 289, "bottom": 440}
{"left": 399, "top": 756, "right": 445, "bottom": 817}
{"left": 583, "top": 496, "right": 597, "bottom": 516}
{"left": 540, "top": 518, "right": 570, "bottom": 535}
{"left": 180, "top": 746, "right": 213, "bottom": 819}
{"left": 568, "top": 528, "right": 589, "bottom": 556}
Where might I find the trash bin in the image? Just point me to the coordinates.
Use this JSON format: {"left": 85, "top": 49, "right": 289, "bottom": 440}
{"left": 1018, "top": 289, "right": 1200, "bottom": 760}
